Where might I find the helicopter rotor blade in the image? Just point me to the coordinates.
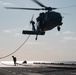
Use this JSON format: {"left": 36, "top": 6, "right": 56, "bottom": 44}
{"left": 5, "top": 0, "right": 58, "bottom": 11}
{"left": 32, "top": 0, "right": 57, "bottom": 11}
{"left": 32, "top": 0, "right": 46, "bottom": 7}
{"left": 5, "top": 7, "right": 58, "bottom": 11}
{"left": 5, "top": 7, "right": 44, "bottom": 10}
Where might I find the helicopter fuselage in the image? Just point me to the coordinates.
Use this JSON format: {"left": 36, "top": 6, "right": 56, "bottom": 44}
{"left": 22, "top": 11, "right": 63, "bottom": 38}
{"left": 5, "top": 0, "right": 76, "bottom": 40}
{"left": 36, "top": 11, "right": 63, "bottom": 31}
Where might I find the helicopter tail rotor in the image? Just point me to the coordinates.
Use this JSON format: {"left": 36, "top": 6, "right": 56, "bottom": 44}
{"left": 30, "top": 15, "right": 34, "bottom": 24}
{"left": 30, "top": 15, "right": 38, "bottom": 40}
{"left": 29, "top": 15, "right": 36, "bottom": 31}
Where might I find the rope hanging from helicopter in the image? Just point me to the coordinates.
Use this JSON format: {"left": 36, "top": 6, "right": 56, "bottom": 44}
{"left": 0, "top": 35, "right": 30, "bottom": 59}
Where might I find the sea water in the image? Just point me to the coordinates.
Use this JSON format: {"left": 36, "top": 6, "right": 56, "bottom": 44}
{"left": 0, "top": 61, "right": 76, "bottom": 67}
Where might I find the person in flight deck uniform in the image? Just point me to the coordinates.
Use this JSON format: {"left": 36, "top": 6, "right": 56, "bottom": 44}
{"left": 12, "top": 56, "right": 17, "bottom": 66}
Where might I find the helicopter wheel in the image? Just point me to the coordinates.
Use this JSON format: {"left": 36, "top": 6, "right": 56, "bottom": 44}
{"left": 57, "top": 26, "right": 61, "bottom": 31}
{"left": 35, "top": 35, "right": 38, "bottom": 40}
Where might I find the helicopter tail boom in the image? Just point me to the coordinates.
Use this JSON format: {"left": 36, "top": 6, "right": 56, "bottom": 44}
{"left": 22, "top": 30, "right": 45, "bottom": 35}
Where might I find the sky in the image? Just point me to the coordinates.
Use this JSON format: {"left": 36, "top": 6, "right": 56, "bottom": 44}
{"left": 0, "top": 0, "right": 76, "bottom": 62}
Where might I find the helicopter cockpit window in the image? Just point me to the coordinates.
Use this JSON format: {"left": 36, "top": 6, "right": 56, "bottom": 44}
{"left": 36, "top": 13, "right": 45, "bottom": 30}
{"left": 36, "top": 13, "right": 44, "bottom": 21}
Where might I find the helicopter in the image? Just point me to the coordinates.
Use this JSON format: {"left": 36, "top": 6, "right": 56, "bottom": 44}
{"left": 5, "top": 0, "right": 75, "bottom": 40}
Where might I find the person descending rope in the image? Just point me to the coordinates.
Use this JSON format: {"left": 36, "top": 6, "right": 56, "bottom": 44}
{"left": 12, "top": 56, "right": 17, "bottom": 66}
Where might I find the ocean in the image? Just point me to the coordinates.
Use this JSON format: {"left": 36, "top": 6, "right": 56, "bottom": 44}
{"left": 0, "top": 61, "right": 76, "bottom": 67}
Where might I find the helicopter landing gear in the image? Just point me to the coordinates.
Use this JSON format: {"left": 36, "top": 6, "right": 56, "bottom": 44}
{"left": 35, "top": 35, "right": 38, "bottom": 40}
{"left": 57, "top": 26, "right": 61, "bottom": 31}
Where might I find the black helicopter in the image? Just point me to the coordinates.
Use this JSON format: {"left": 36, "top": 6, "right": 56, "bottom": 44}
{"left": 5, "top": 0, "right": 75, "bottom": 40}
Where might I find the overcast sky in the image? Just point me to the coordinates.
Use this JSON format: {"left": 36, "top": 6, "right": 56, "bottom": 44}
{"left": 0, "top": 0, "right": 76, "bottom": 61}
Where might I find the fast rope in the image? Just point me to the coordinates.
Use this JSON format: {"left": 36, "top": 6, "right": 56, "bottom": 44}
{"left": 0, "top": 35, "right": 30, "bottom": 59}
